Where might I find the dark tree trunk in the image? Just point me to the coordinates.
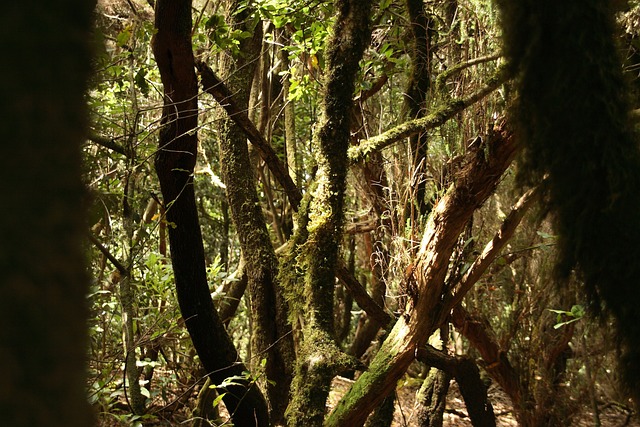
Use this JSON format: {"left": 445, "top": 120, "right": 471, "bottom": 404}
{"left": 152, "top": 2, "right": 268, "bottom": 426}
{"left": 404, "top": 0, "right": 434, "bottom": 216}
{"left": 496, "top": 0, "right": 640, "bottom": 404}
{"left": 365, "top": 391, "right": 396, "bottom": 427}
{"left": 0, "top": 1, "right": 94, "bottom": 426}
{"left": 416, "top": 347, "right": 495, "bottom": 427}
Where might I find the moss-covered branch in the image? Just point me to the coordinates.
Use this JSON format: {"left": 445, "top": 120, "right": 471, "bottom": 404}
{"left": 87, "top": 131, "right": 130, "bottom": 157}
{"left": 348, "top": 64, "right": 511, "bottom": 163}
{"left": 434, "top": 52, "right": 502, "bottom": 90}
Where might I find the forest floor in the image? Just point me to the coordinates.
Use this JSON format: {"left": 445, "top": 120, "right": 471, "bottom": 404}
{"left": 327, "top": 376, "right": 639, "bottom": 427}
{"left": 95, "top": 373, "right": 639, "bottom": 426}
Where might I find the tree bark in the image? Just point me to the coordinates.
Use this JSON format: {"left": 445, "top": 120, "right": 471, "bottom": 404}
{"left": 404, "top": 0, "right": 434, "bottom": 215}
{"left": 326, "top": 122, "right": 516, "bottom": 427}
{"left": 213, "top": 2, "right": 295, "bottom": 423}
{"left": 152, "top": 2, "right": 268, "bottom": 426}
{"left": 286, "top": 1, "right": 373, "bottom": 426}
{"left": 416, "top": 346, "right": 495, "bottom": 427}
{"left": 0, "top": 1, "right": 94, "bottom": 426}
{"left": 415, "top": 368, "right": 451, "bottom": 427}
{"left": 451, "top": 306, "right": 523, "bottom": 417}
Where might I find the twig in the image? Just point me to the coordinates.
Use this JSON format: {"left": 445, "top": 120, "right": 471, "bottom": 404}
{"left": 88, "top": 232, "right": 129, "bottom": 277}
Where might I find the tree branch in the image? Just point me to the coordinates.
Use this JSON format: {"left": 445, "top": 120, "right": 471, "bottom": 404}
{"left": 446, "top": 184, "right": 541, "bottom": 311}
{"left": 348, "top": 64, "right": 512, "bottom": 163}
{"left": 87, "top": 131, "right": 129, "bottom": 157}
{"left": 196, "top": 61, "right": 303, "bottom": 210}
{"left": 327, "top": 120, "right": 516, "bottom": 427}
{"left": 88, "top": 232, "right": 129, "bottom": 277}
{"left": 336, "top": 261, "right": 394, "bottom": 328}
{"left": 416, "top": 346, "right": 496, "bottom": 427}
{"left": 451, "top": 305, "right": 522, "bottom": 408}
{"left": 435, "top": 52, "right": 502, "bottom": 90}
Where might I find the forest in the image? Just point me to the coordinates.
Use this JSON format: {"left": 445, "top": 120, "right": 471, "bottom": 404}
{"left": 4, "top": 0, "right": 640, "bottom": 426}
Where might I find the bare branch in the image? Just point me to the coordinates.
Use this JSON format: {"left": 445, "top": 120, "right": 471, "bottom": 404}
{"left": 88, "top": 232, "right": 129, "bottom": 277}
{"left": 447, "top": 184, "right": 541, "bottom": 311}
{"left": 196, "top": 61, "right": 303, "bottom": 210}
{"left": 336, "top": 262, "right": 394, "bottom": 328}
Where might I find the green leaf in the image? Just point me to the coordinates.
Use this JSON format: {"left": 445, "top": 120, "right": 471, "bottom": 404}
{"left": 536, "top": 230, "right": 556, "bottom": 240}
{"left": 116, "top": 29, "right": 131, "bottom": 47}
{"left": 140, "top": 386, "right": 150, "bottom": 398}
{"left": 134, "top": 68, "right": 149, "bottom": 96}
{"left": 212, "top": 392, "right": 226, "bottom": 408}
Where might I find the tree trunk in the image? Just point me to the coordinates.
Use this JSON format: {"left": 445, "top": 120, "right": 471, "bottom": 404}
{"left": 415, "top": 327, "right": 451, "bottom": 427}
{"left": 152, "top": 2, "right": 268, "bottom": 426}
{"left": 404, "top": 0, "right": 434, "bottom": 216}
{"left": 497, "top": 0, "right": 640, "bottom": 403}
{"left": 286, "top": 1, "right": 373, "bottom": 426}
{"left": 365, "top": 391, "right": 396, "bottom": 427}
{"left": 415, "top": 368, "right": 451, "bottom": 427}
{"left": 416, "top": 346, "right": 495, "bottom": 427}
{"left": 213, "top": 2, "right": 295, "bottom": 423}
{"left": 0, "top": 1, "right": 94, "bottom": 426}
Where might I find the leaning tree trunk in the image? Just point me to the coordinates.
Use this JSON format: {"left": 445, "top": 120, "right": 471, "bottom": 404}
{"left": 326, "top": 123, "right": 516, "bottom": 426}
{"left": 151, "top": 1, "right": 268, "bottom": 426}
{"left": 0, "top": 1, "right": 94, "bottom": 426}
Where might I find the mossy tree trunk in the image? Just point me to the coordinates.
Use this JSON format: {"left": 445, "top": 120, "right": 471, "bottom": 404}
{"left": 0, "top": 1, "right": 94, "bottom": 426}
{"left": 213, "top": 1, "right": 295, "bottom": 423}
{"left": 415, "top": 327, "right": 451, "bottom": 427}
{"left": 285, "top": 1, "right": 373, "bottom": 426}
{"left": 152, "top": 2, "right": 268, "bottom": 426}
{"left": 415, "top": 368, "right": 451, "bottom": 427}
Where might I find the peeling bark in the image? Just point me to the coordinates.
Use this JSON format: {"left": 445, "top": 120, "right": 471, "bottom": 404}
{"left": 326, "top": 122, "right": 516, "bottom": 427}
